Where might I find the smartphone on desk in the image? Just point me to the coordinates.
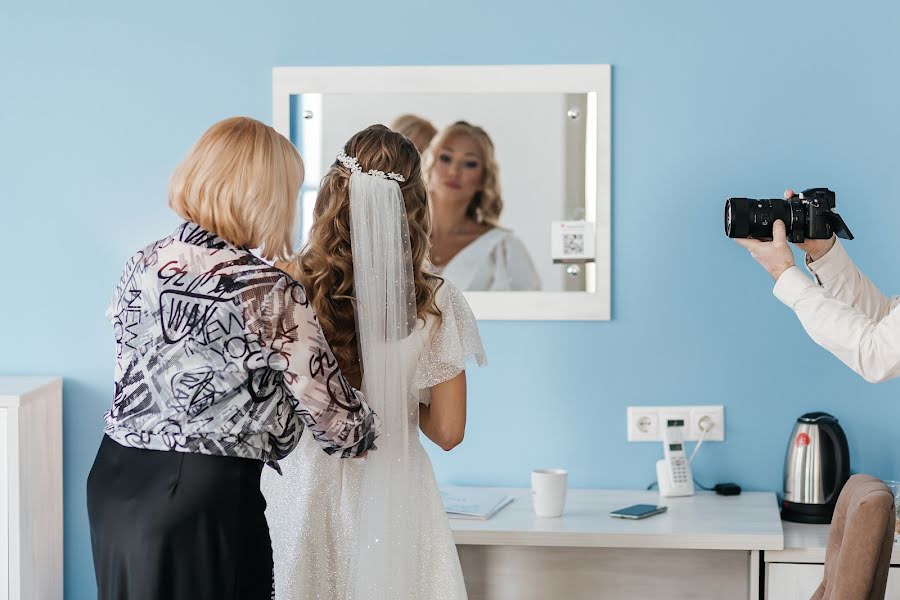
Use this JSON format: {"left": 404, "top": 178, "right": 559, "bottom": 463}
{"left": 609, "top": 504, "right": 668, "bottom": 520}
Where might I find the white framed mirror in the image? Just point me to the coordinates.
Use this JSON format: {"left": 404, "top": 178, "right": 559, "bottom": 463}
{"left": 272, "top": 64, "right": 611, "bottom": 320}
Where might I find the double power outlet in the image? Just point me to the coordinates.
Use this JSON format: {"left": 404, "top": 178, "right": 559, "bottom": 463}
{"left": 627, "top": 405, "right": 725, "bottom": 442}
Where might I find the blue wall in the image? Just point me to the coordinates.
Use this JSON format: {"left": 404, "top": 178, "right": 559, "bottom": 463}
{"left": 2, "top": 1, "right": 899, "bottom": 598}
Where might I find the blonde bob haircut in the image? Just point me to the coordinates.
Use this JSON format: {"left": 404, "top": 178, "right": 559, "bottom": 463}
{"left": 424, "top": 120, "right": 502, "bottom": 226}
{"left": 389, "top": 114, "right": 438, "bottom": 154}
{"left": 168, "top": 116, "right": 303, "bottom": 261}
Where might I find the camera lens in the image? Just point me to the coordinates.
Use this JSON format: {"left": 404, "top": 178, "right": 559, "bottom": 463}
{"left": 724, "top": 198, "right": 751, "bottom": 238}
{"left": 724, "top": 197, "right": 793, "bottom": 239}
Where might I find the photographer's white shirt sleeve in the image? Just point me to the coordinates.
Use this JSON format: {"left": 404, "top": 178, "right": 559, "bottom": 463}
{"left": 773, "top": 240, "right": 900, "bottom": 383}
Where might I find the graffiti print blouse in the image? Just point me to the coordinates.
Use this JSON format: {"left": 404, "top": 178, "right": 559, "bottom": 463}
{"left": 103, "top": 222, "right": 379, "bottom": 465}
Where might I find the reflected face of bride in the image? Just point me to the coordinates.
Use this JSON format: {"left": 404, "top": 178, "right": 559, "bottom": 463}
{"left": 429, "top": 134, "right": 484, "bottom": 207}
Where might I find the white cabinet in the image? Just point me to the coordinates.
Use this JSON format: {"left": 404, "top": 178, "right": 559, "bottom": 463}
{"left": 765, "top": 522, "right": 900, "bottom": 600}
{"left": 767, "top": 563, "right": 900, "bottom": 599}
{"left": 0, "top": 378, "right": 63, "bottom": 600}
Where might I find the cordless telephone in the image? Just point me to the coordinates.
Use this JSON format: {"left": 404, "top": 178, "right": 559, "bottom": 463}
{"left": 656, "top": 419, "right": 695, "bottom": 497}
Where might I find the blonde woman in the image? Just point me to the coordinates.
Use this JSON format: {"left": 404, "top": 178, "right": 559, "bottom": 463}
{"left": 389, "top": 113, "right": 438, "bottom": 154}
{"left": 426, "top": 120, "right": 541, "bottom": 291}
{"left": 86, "top": 117, "right": 379, "bottom": 600}
{"left": 262, "top": 125, "right": 486, "bottom": 599}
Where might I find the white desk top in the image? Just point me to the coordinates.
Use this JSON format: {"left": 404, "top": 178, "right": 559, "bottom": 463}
{"left": 449, "top": 487, "right": 784, "bottom": 551}
{"left": 766, "top": 521, "right": 900, "bottom": 565}
{"left": 0, "top": 377, "right": 62, "bottom": 407}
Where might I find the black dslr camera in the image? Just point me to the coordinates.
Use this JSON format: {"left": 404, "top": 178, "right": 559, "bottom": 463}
{"left": 724, "top": 188, "right": 854, "bottom": 243}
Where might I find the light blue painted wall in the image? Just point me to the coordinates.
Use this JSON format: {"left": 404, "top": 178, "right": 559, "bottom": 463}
{"left": 2, "top": 1, "right": 899, "bottom": 598}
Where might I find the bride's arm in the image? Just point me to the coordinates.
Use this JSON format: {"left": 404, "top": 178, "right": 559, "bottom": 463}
{"left": 419, "top": 371, "right": 467, "bottom": 451}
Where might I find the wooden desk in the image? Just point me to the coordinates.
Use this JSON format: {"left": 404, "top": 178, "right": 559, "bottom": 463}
{"left": 449, "top": 487, "right": 783, "bottom": 600}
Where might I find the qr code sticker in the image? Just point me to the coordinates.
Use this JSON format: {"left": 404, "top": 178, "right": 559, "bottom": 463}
{"left": 563, "top": 233, "right": 584, "bottom": 256}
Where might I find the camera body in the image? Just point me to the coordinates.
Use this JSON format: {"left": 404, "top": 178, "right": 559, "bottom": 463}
{"left": 724, "top": 188, "right": 853, "bottom": 242}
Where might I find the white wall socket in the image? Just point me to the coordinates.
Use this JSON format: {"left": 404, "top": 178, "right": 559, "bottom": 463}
{"left": 627, "top": 405, "right": 725, "bottom": 442}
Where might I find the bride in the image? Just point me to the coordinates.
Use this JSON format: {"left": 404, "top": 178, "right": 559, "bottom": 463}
{"left": 261, "top": 124, "right": 486, "bottom": 599}
{"left": 426, "top": 120, "right": 541, "bottom": 291}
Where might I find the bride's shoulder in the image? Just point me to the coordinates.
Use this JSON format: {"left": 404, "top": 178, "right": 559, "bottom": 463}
{"left": 414, "top": 278, "right": 487, "bottom": 377}
{"left": 432, "top": 277, "right": 467, "bottom": 310}
{"left": 416, "top": 278, "right": 465, "bottom": 335}
{"left": 493, "top": 226, "right": 528, "bottom": 248}
{"left": 479, "top": 227, "right": 526, "bottom": 254}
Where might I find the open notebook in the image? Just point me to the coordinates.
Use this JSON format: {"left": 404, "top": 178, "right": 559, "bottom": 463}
{"left": 440, "top": 486, "right": 515, "bottom": 520}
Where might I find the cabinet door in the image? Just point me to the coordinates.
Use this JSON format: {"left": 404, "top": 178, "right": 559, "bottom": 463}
{"left": 767, "top": 563, "right": 821, "bottom": 600}
{"left": 768, "top": 564, "right": 900, "bottom": 600}
{"left": 0, "top": 408, "right": 8, "bottom": 600}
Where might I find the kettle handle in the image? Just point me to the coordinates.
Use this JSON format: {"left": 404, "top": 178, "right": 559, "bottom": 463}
{"left": 820, "top": 420, "right": 850, "bottom": 506}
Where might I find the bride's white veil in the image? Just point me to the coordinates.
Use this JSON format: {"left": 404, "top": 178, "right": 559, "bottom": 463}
{"left": 338, "top": 149, "right": 420, "bottom": 599}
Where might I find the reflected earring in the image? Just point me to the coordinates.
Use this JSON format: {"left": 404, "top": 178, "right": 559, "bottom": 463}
{"left": 470, "top": 193, "right": 484, "bottom": 224}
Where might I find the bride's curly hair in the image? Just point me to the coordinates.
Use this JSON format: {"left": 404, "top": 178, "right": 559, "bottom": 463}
{"left": 286, "top": 125, "right": 443, "bottom": 382}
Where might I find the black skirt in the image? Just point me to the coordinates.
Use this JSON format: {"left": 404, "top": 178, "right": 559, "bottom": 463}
{"left": 87, "top": 435, "right": 273, "bottom": 600}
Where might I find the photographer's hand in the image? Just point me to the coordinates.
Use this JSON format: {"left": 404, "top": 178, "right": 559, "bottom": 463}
{"left": 735, "top": 220, "right": 796, "bottom": 281}
{"left": 783, "top": 189, "right": 836, "bottom": 261}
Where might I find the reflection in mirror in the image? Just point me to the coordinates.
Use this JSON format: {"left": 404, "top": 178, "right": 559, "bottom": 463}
{"left": 290, "top": 93, "right": 590, "bottom": 292}
{"left": 425, "top": 120, "right": 541, "bottom": 292}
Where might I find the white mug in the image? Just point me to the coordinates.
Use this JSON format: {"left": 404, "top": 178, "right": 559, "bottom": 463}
{"left": 531, "top": 468, "right": 568, "bottom": 517}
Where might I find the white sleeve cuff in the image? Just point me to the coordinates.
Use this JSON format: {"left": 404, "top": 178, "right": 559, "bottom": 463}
{"left": 773, "top": 266, "right": 817, "bottom": 308}
{"left": 806, "top": 239, "right": 852, "bottom": 283}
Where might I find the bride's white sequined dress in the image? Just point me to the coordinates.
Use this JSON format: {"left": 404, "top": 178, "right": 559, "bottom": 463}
{"left": 262, "top": 281, "right": 486, "bottom": 600}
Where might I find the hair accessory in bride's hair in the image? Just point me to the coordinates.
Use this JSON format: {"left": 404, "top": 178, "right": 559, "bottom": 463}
{"left": 336, "top": 150, "right": 406, "bottom": 183}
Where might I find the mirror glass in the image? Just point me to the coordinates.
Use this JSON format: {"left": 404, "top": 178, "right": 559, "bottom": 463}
{"left": 290, "top": 93, "right": 591, "bottom": 292}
